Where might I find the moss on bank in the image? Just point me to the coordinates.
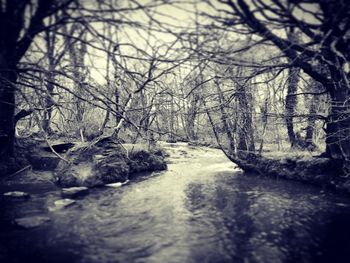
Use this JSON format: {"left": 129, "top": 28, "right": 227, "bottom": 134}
{"left": 55, "top": 139, "right": 167, "bottom": 187}
{"left": 236, "top": 155, "right": 350, "bottom": 194}
{"left": 187, "top": 140, "right": 350, "bottom": 194}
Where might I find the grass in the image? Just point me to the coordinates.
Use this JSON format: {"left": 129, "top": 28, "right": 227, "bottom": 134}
{"left": 261, "top": 142, "right": 324, "bottom": 160}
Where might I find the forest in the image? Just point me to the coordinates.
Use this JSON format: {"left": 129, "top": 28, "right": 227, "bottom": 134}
{"left": 0, "top": 0, "right": 349, "bottom": 174}
{"left": 0, "top": 1, "right": 350, "bottom": 262}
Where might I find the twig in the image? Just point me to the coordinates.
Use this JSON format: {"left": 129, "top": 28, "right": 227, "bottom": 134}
{"left": 44, "top": 136, "right": 70, "bottom": 163}
{"left": 117, "top": 141, "right": 129, "bottom": 159}
{"left": 8, "top": 165, "right": 32, "bottom": 178}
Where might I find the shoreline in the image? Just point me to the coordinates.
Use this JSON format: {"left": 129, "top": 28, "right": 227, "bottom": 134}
{"left": 185, "top": 141, "right": 350, "bottom": 195}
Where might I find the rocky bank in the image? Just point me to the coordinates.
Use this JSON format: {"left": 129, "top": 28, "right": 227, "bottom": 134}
{"left": 54, "top": 138, "right": 167, "bottom": 187}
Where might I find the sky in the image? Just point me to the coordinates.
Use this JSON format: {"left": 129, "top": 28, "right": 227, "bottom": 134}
{"left": 28, "top": 0, "right": 324, "bottom": 88}
{"left": 84, "top": 1, "right": 197, "bottom": 84}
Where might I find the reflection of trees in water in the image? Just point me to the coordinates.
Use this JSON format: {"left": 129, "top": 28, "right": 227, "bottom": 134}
{"left": 307, "top": 207, "right": 350, "bottom": 263}
{"left": 185, "top": 183, "right": 207, "bottom": 211}
{"left": 183, "top": 174, "right": 349, "bottom": 263}
{"left": 213, "top": 177, "right": 258, "bottom": 262}
{"left": 228, "top": 177, "right": 321, "bottom": 263}
{"left": 184, "top": 182, "right": 233, "bottom": 262}
{"left": 184, "top": 179, "right": 257, "bottom": 262}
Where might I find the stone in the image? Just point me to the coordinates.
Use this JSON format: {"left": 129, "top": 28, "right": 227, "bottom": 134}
{"left": 105, "top": 182, "right": 122, "bottom": 188}
{"left": 92, "top": 159, "right": 129, "bottom": 184}
{"left": 55, "top": 142, "right": 130, "bottom": 187}
{"left": 55, "top": 141, "right": 167, "bottom": 187}
{"left": 105, "top": 180, "right": 129, "bottom": 188}
{"left": 14, "top": 216, "right": 50, "bottom": 229}
{"left": 3, "top": 191, "right": 30, "bottom": 199}
{"left": 61, "top": 186, "right": 89, "bottom": 198}
{"left": 28, "top": 153, "right": 60, "bottom": 170}
{"left": 48, "top": 199, "right": 76, "bottom": 212}
{"left": 128, "top": 150, "right": 167, "bottom": 174}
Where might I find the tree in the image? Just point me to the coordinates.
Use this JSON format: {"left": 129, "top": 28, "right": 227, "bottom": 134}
{"left": 0, "top": 0, "right": 177, "bottom": 165}
{"left": 0, "top": 0, "right": 75, "bottom": 161}
{"left": 235, "top": 77, "right": 255, "bottom": 157}
{"left": 214, "top": 77, "right": 236, "bottom": 156}
{"left": 304, "top": 79, "right": 322, "bottom": 150}
{"left": 285, "top": 28, "right": 301, "bottom": 148}
{"left": 215, "top": 0, "right": 350, "bottom": 165}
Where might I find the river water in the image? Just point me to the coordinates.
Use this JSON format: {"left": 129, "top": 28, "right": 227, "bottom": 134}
{"left": 1, "top": 143, "right": 350, "bottom": 263}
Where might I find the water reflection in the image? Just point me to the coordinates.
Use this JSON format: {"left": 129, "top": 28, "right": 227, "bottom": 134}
{"left": 1, "top": 143, "right": 350, "bottom": 263}
{"left": 183, "top": 170, "right": 350, "bottom": 263}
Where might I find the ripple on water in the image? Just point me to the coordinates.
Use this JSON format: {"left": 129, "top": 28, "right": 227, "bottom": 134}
{"left": 2, "top": 143, "right": 350, "bottom": 263}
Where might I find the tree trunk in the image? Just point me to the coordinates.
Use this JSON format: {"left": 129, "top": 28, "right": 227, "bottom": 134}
{"left": 0, "top": 68, "right": 16, "bottom": 161}
{"left": 258, "top": 97, "right": 269, "bottom": 154}
{"left": 305, "top": 103, "right": 317, "bottom": 148}
{"left": 42, "top": 72, "right": 55, "bottom": 134}
{"left": 185, "top": 94, "right": 199, "bottom": 141}
{"left": 169, "top": 96, "right": 175, "bottom": 142}
{"left": 99, "top": 110, "right": 110, "bottom": 133}
{"left": 305, "top": 93, "right": 319, "bottom": 150}
{"left": 113, "top": 93, "right": 133, "bottom": 138}
{"left": 63, "top": 23, "right": 87, "bottom": 140}
{"left": 325, "top": 83, "right": 350, "bottom": 162}
{"left": 115, "top": 86, "right": 121, "bottom": 125}
{"left": 285, "top": 66, "right": 300, "bottom": 147}
{"left": 285, "top": 27, "right": 301, "bottom": 148}
{"left": 236, "top": 83, "right": 255, "bottom": 158}
{"left": 215, "top": 79, "right": 235, "bottom": 156}
{"left": 42, "top": 28, "right": 56, "bottom": 134}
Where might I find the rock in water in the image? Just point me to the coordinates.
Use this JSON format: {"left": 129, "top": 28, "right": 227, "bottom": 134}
{"left": 48, "top": 199, "right": 76, "bottom": 212}
{"left": 3, "top": 191, "right": 30, "bottom": 199}
{"left": 61, "top": 186, "right": 89, "bottom": 198}
{"left": 105, "top": 182, "right": 122, "bottom": 188}
{"left": 128, "top": 150, "right": 167, "bottom": 174}
{"left": 14, "top": 216, "right": 50, "bottom": 229}
{"left": 55, "top": 142, "right": 129, "bottom": 187}
{"left": 55, "top": 140, "right": 167, "bottom": 187}
{"left": 105, "top": 180, "right": 129, "bottom": 188}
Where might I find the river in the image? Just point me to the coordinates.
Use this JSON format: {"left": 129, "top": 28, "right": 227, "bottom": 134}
{"left": 1, "top": 143, "right": 350, "bottom": 263}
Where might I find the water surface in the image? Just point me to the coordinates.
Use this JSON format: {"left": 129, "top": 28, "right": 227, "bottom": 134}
{"left": 1, "top": 143, "right": 350, "bottom": 263}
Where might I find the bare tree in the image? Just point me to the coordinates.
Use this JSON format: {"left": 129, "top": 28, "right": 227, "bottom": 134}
{"left": 201, "top": 0, "right": 350, "bottom": 170}
{"left": 0, "top": 0, "right": 76, "bottom": 161}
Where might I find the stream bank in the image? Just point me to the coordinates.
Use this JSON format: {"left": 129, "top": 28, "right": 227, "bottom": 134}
{"left": 186, "top": 141, "right": 350, "bottom": 195}
{"left": 234, "top": 155, "right": 350, "bottom": 194}
{"left": 234, "top": 152, "right": 350, "bottom": 195}
{"left": 1, "top": 136, "right": 167, "bottom": 188}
